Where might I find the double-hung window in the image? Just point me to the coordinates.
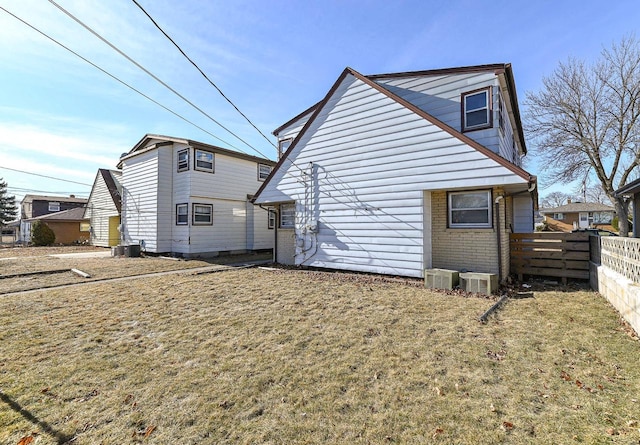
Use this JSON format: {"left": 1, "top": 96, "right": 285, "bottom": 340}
{"left": 448, "top": 190, "right": 492, "bottom": 228}
{"left": 258, "top": 163, "right": 272, "bottom": 181}
{"left": 48, "top": 202, "right": 60, "bottom": 212}
{"left": 176, "top": 203, "right": 188, "bottom": 225}
{"left": 462, "top": 88, "right": 491, "bottom": 131}
{"left": 280, "top": 203, "right": 295, "bottom": 228}
{"left": 267, "top": 210, "right": 276, "bottom": 229}
{"left": 177, "top": 149, "right": 189, "bottom": 172}
{"left": 195, "top": 149, "right": 214, "bottom": 173}
{"left": 192, "top": 204, "right": 213, "bottom": 225}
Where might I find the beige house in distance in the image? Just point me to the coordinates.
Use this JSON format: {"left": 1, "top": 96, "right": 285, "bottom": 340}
{"left": 539, "top": 201, "right": 616, "bottom": 233}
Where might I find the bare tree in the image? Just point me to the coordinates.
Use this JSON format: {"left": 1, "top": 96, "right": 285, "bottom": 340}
{"left": 540, "top": 191, "right": 572, "bottom": 208}
{"left": 526, "top": 36, "right": 640, "bottom": 236}
{"left": 584, "top": 183, "right": 613, "bottom": 204}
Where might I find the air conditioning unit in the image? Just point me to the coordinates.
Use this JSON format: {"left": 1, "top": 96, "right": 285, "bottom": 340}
{"left": 424, "top": 269, "right": 459, "bottom": 290}
{"left": 459, "top": 272, "right": 498, "bottom": 295}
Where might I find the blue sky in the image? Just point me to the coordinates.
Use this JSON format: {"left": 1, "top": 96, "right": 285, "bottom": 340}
{"left": 0, "top": 0, "right": 639, "bottom": 204}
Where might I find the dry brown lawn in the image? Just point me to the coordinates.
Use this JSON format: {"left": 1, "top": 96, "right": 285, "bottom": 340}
{"left": 0, "top": 265, "right": 639, "bottom": 444}
{"left": 0, "top": 247, "right": 270, "bottom": 293}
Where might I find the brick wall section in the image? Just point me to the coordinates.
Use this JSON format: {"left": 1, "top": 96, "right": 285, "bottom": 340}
{"left": 431, "top": 189, "right": 511, "bottom": 278}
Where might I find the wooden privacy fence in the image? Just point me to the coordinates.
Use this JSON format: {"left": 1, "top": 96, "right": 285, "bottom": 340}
{"left": 510, "top": 232, "right": 591, "bottom": 283}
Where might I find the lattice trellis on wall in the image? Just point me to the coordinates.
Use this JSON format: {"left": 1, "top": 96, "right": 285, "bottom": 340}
{"left": 601, "top": 237, "right": 640, "bottom": 283}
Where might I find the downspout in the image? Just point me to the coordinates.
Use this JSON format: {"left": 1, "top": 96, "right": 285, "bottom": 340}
{"left": 495, "top": 195, "right": 504, "bottom": 282}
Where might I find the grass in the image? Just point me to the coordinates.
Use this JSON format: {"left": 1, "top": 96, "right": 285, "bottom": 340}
{"left": 0, "top": 266, "right": 639, "bottom": 444}
{"left": 0, "top": 248, "right": 271, "bottom": 293}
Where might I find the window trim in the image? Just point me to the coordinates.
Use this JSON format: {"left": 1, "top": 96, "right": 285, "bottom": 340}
{"left": 447, "top": 189, "right": 493, "bottom": 229}
{"left": 176, "top": 203, "right": 188, "bottom": 225}
{"left": 192, "top": 203, "right": 213, "bottom": 225}
{"left": 279, "top": 203, "right": 295, "bottom": 229}
{"left": 461, "top": 87, "right": 492, "bottom": 132}
{"left": 177, "top": 148, "right": 189, "bottom": 172}
{"left": 194, "top": 149, "right": 214, "bottom": 173}
{"left": 258, "top": 163, "right": 272, "bottom": 182}
{"left": 553, "top": 212, "right": 564, "bottom": 220}
{"left": 48, "top": 202, "right": 61, "bottom": 212}
{"left": 278, "top": 138, "right": 293, "bottom": 158}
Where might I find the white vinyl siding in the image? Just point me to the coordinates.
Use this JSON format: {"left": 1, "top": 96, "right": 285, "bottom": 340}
{"left": 85, "top": 170, "right": 122, "bottom": 247}
{"left": 373, "top": 72, "right": 501, "bottom": 155}
{"left": 256, "top": 73, "right": 530, "bottom": 277}
{"left": 121, "top": 150, "right": 160, "bottom": 252}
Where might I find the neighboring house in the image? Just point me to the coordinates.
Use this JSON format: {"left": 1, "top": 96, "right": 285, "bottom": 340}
{"left": 253, "top": 64, "right": 537, "bottom": 280}
{"left": 539, "top": 201, "right": 616, "bottom": 232}
{"left": 19, "top": 194, "right": 88, "bottom": 243}
{"left": 26, "top": 207, "right": 90, "bottom": 244}
{"left": 117, "top": 134, "right": 276, "bottom": 257}
{"left": 84, "top": 169, "right": 123, "bottom": 247}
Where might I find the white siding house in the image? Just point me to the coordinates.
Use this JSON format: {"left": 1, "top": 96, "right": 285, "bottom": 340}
{"left": 253, "top": 64, "right": 537, "bottom": 280}
{"left": 84, "top": 169, "right": 122, "bottom": 247}
{"left": 118, "top": 135, "right": 275, "bottom": 257}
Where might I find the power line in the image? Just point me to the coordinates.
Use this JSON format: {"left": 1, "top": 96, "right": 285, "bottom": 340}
{"left": 0, "top": 166, "right": 92, "bottom": 186}
{"left": 0, "top": 6, "right": 242, "bottom": 151}
{"left": 131, "top": 0, "right": 278, "bottom": 154}
{"left": 47, "top": 0, "right": 266, "bottom": 158}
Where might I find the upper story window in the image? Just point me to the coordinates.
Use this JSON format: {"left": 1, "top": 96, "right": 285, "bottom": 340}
{"left": 278, "top": 138, "right": 292, "bottom": 158}
{"left": 462, "top": 87, "right": 492, "bottom": 132}
{"left": 177, "top": 149, "right": 189, "bottom": 172}
{"left": 448, "top": 190, "right": 492, "bottom": 228}
{"left": 498, "top": 95, "right": 505, "bottom": 134}
{"left": 280, "top": 203, "right": 295, "bottom": 228}
{"left": 195, "top": 149, "right": 214, "bottom": 173}
{"left": 48, "top": 202, "right": 60, "bottom": 212}
{"left": 258, "top": 163, "right": 273, "bottom": 181}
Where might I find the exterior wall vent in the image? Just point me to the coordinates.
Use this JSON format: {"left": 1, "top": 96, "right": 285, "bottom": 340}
{"left": 424, "top": 268, "right": 459, "bottom": 290}
{"left": 459, "top": 272, "right": 498, "bottom": 295}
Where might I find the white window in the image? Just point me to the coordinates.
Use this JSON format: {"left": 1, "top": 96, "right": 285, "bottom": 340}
{"left": 280, "top": 203, "right": 295, "bottom": 228}
{"left": 195, "top": 149, "right": 214, "bottom": 173}
{"left": 593, "top": 212, "right": 612, "bottom": 224}
{"left": 192, "top": 204, "right": 212, "bottom": 225}
{"left": 258, "top": 163, "right": 272, "bottom": 181}
{"left": 268, "top": 210, "right": 276, "bottom": 229}
{"left": 553, "top": 213, "right": 564, "bottom": 220}
{"left": 448, "top": 190, "right": 492, "bottom": 228}
{"left": 177, "top": 149, "right": 189, "bottom": 172}
{"left": 176, "top": 204, "right": 188, "bottom": 225}
{"left": 48, "top": 202, "right": 60, "bottom": 212}
{"left": 462, "top": 88, "right": 491, "bottom": 131}
{"left": 278, "top": 138, "right": 292, "bottom": 157}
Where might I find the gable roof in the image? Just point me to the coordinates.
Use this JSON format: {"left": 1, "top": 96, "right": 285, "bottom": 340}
{"left": 30, "top": 207, "right": 88, "bottom": 222}
{"left": 101, "top": 169, "right": 122, "bottom": 213}
{"left": 254, "top": 65, "right": 534, "bottom": 202}
{"left": 539, "top": 202, "right": 615, "bottom": 214}
{"left": 117, "top": 134, "right": 276, "bottom": 169}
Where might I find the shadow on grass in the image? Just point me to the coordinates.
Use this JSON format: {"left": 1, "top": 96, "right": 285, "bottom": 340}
{"left": 0, "top": 390, "right": 73, "bottom": 444}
